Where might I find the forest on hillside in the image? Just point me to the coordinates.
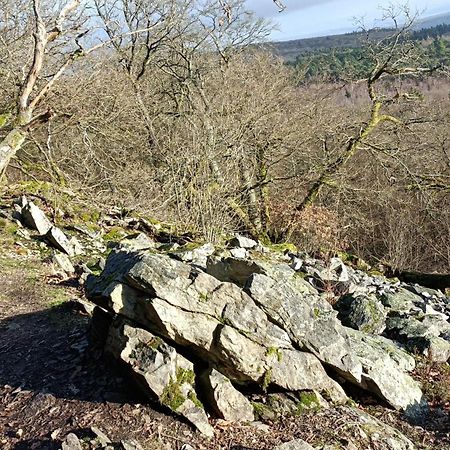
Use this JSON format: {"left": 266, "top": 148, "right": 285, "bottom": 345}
{"left": 0, "top": 0, "right": 449, "bottom": 273}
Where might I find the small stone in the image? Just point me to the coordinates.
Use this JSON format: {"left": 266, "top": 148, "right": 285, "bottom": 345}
{"left": 52, "top": 251, "right": 75, "bottom": 274}
{"left": 90, "top": 426, "right": 111, "bottom": 446}
{"left": 61, "top": 433, "right": 83, "bottom": 450}
{"left": 46, "top": 226, "right": 75, "bottom": 256}
{"left": 200, "top": 369, "right": 254, "bottom": 422}
{"left": 20, "top": 200, "right": 52, "bottom": 235}
{"left": 274, "top": 438, "right": 315, "bottom": 450}
{"left": 230, "top": 247, "right": 247, "bottom": 259}
{"left": 121, "top": 439, "right": 145, "bottom": 450}
{"left": 228, "top": 234, "right": 258, "bottom": 249}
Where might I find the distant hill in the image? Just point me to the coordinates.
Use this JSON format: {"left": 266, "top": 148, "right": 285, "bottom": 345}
{"left": 267, "top": 12, "right": 450, "bottom": 62}
{"left": 415, "top": 12, "right": 450, "bottom": 29}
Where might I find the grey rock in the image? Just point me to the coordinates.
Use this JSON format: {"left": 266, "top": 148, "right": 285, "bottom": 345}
{"left": 228, "top": 234, "right": 258, "bottom": 249}
{"left": 172, "top": 243, "right": 216, "bottom": 269}
{"left": 274, "top": 439, "right": 315, "bottom": 450}
{"left": 90, "top": 426, "right": 111, "bottom": 446}
{"left": 120, "top": 440, "right": 144, "bottom": 450}
{"left": 200, "top": 369, "right": 254, "bottom": 422}
{"left": 380, "top": 288, "right": 419, "bottom": 313}
{"left": 46, "top": 226, "right": 75, "bottom": 256}
{"left": 119, "top": 232, "right": 155, "bottom": 251}
{"left": 346, "top": 328, "right": 426, "bottom": 415}
{"left": 230, "top": 247, "right": 248, "bottom": 259}
{"left": 61, "top": 433, "right": 83, "bottom": 450}
{"left": 20, "top": 200, "right": 52, "bottom": 235}
{"left": 246, "top": 272, "right": 362, "bottom": 384}
{"left": 337, "top": 406, "right": 416, "bottom": 450}
{"left": 421, "top": 337, "right": 450, "bottom": 363}
{"left": 105, "top": 317, "right": 214, "bottom": 437}
{"left": 52, "top": 251, "right": 75, "bottom": 274}
{"left": 336, "top": 294, "right": 387, "bottom": 335}
{"left": 207, "top": 256, "right": 266, "bottom": 286}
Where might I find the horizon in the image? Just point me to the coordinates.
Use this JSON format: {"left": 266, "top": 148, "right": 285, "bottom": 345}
{"left": 245, "top": 0, "right": 450, "bottom": 41}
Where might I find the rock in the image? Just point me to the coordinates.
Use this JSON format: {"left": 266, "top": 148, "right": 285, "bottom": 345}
{"left": 421, "top": 337, "right": 450, "bottom": 363}
{"left": 228, "top": 234, "right": 258, "bottom": 249}
{"left": 61, "top": 433, "right": 83, "bottom": 450}
{"left": 207, "top": 256, "right": 265, "bottom": 286}
{"left": 52, "top": 251, "right": 75, "bottom": 274}
{"left": 380, "top": 288, "right": 419, "bottom": 313}
{"left": 90, "top": 426, "right": 111, "bottom": 446}
{"left": 46, "top": 226, "right": 75, "bottom": 256}
{"left": 120, "top": 439, "right": 144, "bottom": 450}
{"left": 346, "top": 328, "right": 426, "bottom": 416}
{"left": 200, "top": 369, "right": 254, "bottom": 422}
{"left": 119, "top": 232, "right": 155, "bottom": 251}
{"left": 335, "top": 406, "right": 416, "bottom": 450}
{"left": 69, "top": 236, "right": 84, "bottom": 255}
{"left": 171, "top": 243, "right": 216, "bottom": 269}
{"left": 105, "top": 317, "right": 214, "bottom": 437}
{"left": 20, "top": 200, "right": 52, "bottom": 235}
{"left": 230, "top": 247, "right": 248, "bottom": 259}
{"left": 336, "top": 294, "right": 387, "bottom": 335}
{"left": 245, "top": 272, "right": 362, "bottom": 384}
{"left": 274, "top": 439, "right": 315, "bottom": 450}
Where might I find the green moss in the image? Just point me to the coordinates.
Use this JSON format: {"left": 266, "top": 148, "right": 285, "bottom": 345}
{"left": 252, "top": 401, "right": 273, "bottom": 419}
{"left": 261, "top": 368, "right": 272, "bottom": 392}
{"left": 313, "top": 307, "right": 321, "bottom": 319}
{"left": 0, "top": 219, "right": 18, "bottom": 235}
{"left": 187, "top": 390, "right": 204, "bottom": 409}
{"left": 0, "top": 112, "right": 11, "bottom": 128}
{"left": 266, "top": 347, "right": 283, "bottom": 362}
{"left": 103, "top": 226, "right": 127, "bottom": 242}
{"left": 199, "top": 292, "right": 210, "bottom": 302}
{"left": 296, "top": 391, "right": 321, "bottom": 414}
{"left": 266, "top": 242, "right": 298, "bottom": 253}
{"left": 160, "top": 367, "right": 196, "bottom": 411}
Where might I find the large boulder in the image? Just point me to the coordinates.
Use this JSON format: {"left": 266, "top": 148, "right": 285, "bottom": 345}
{"left": 86, "top": 247, "right": 430, "bottom": 428}
{"left": 105, "top": 317, "right": 214, "bottom": 437}
{"left": 346, "top": 328, "right": 426, "bottom": 418}
{"left": 336, "top": 294, "right": 387, "bottom": 335}
{"left": 245, "top": 272, "right": 363, "bottom": 384}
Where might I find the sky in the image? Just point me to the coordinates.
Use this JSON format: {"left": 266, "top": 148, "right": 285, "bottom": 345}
{"left": 245, "top": 0, "right": 450, "bottom": 41}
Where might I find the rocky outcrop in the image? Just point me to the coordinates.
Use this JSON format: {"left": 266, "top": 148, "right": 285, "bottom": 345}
{"left": 84, "top": 234, "right": 441, "bottom": 435}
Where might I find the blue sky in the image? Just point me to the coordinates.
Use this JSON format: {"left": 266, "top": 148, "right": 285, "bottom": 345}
{"left": 245, "top": 0, "right": 450, "bottom": 40}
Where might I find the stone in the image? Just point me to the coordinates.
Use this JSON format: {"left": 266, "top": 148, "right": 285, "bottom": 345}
{"left": 380, "top": 288, "right": 419, "bottom": 313}
{"left": 200, "top": 369, "right": 254, "bottom": 422}
{"left": 20, "top": 200, "right": 52, "bottom": 235}
{"left": 46, "top": 226, "right": 75, "bottom": 256}
{"left": 273, "top": 439, "right": 315, "bottom": 450}
{"left": 336, "top": 294, "right": 387, "bottom": 335}
{"left": 206, "top": 256, "right": 266, "bottom": 286}
{"left": 119, "top": 232, "right": 155, "bottom": 251}
{"left": 52, "top": 251, "right": 75, "bottom": 274}
{"left": 346, "top": 328, "right": 426, "bottom": 416}
{"left": 246, "top": 272, "right": 362, "bottom": 384}
{"left": 61, "top": 433, "right": 83, "bottom": 450}
{"left": 90, "top": 426, "right": 111, "bottom": 446}
{"left": 230, "top": 247, "right": 248, "bottom": 259}
{"left": 105, "top": 318, "right": 214, "bottom": 437}
{"left": 422, "top": 337, "right": 450, "bottom": 363}
{"left": 172, "top": 243, "right": 216, "bottom": 269}
{"left": 335, "top": 406, "right": 416, "bottom": 450}
{"left": 121, "top": 440, "right": 145, "bottom": 450}
{"left": 228, "top": 234, "right": 258, "bottom": 249}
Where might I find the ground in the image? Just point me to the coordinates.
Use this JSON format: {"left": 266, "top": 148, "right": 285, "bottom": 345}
{"left": 0, "top": 228, "right": 449, "bottom": 449}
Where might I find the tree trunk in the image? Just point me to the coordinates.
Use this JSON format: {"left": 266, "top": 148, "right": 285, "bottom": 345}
{"left": 0, "top": 128, "right": 27, "bottom": 178}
